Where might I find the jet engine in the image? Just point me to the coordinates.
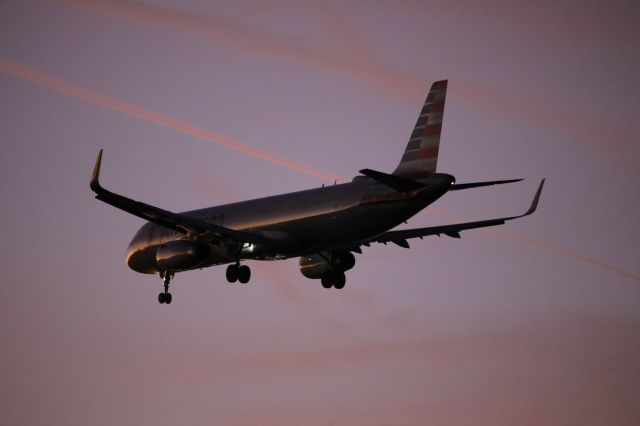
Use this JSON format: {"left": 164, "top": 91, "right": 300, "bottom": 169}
{"left": 155, "top": 240, "right": 210, "bottom": 272}
{"left": 299, "top": 251, "right": 355, "bottom": 279}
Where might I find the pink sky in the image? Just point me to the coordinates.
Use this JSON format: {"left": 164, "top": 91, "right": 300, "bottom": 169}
{"left": 1, "top": 1, "right": 639, "bottom": 424}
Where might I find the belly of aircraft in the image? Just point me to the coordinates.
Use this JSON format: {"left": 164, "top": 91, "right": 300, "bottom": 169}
{"left": 126, "top": 186, "right": 442, "bottom": 273}
{"left": 251, "top": 197, "right": 429, "bottom": 254}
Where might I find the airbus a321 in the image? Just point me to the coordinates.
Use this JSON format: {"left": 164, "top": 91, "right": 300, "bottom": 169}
{"left": 90, "top": 80, "right": 544, "bottom": 304}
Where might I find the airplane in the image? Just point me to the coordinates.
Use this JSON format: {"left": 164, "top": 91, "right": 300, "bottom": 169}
{"left": 90, "top": 80, "right": 544, "bottom": 304}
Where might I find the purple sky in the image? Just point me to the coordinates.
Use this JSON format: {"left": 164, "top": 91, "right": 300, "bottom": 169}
{"left": 1, "top": 0, "right": 639, "bottom": 424}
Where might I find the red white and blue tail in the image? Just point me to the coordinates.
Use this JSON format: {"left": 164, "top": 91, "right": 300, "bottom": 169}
{"left": 393, "top": 80, "right": 447, "bottom": 177}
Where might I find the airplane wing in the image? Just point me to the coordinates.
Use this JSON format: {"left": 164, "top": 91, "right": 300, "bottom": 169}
{"left": 347, "top": 179, "right": 544, "bottom": 250}
{"left": 90, "top": 150, "right": 269, "bottom": 246}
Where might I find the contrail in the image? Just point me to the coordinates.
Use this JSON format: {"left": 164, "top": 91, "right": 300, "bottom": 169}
{"left": 309, "top": 0, "right": 379, "bottom": 67}
{"left": 1, "top": 58, "right": 638, "bottom": 285}
{"left": 0, "top": 57, "right": 342, "bottom": 183}
{"left": 493, "top": 228, "right": 640, "bottom": 284}
{"left": 54, "top": 0, "right": 420, "bottom": 100}
{"left": 0, "top": 56, "right": 362, "bottom": 308}
{"left": 430, "top": 207, "right": 640, "bottom": 284}
{"left": 55, "top": 0, "right": 637, "bottom": 149}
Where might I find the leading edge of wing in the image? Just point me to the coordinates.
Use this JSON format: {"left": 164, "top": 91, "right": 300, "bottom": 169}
{"left": 354, "top": 179, "right": 545, "bottom": 248}
{"left": 90, "top": 150, "right": 269, "bottom": 246}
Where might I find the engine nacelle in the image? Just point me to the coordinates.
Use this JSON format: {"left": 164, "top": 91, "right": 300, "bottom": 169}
{"left": 155, "top": 240, "right": 210, "bottom": 272}
{"left": 299, "top": 251, "right": 355, "bottom": 279}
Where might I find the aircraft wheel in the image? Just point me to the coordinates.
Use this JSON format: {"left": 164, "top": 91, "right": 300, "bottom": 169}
{"left": 238, "top": 265, "right": 251, "bottom": 284}
{"left": 321, "top": 276, "right": 333, "bottom": 289}
{"left": 165, "top": 293, "right": 172, "bottom": 304}
{"left": 333, "top": 272, "right": 346, "bottom": 290}
{"left": 158, "top": 293, "right": 166, "bottom": 304}
{"left": 226, "top": 264, "right": 238, "bottom": 283}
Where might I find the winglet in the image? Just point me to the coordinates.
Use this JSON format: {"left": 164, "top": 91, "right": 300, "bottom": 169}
{"left": 523, "top": 179, "right": 545, "bottom": 216}
{"left": 90, "top": 149, "right": 103, "bottom": 193}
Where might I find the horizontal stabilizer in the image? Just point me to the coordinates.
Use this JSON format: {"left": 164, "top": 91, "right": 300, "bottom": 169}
{"left": 359, "top": 168, "right": 425, "bottom": 192}
{"left": 450, "top": 178, "right": 523, "bottom": 190}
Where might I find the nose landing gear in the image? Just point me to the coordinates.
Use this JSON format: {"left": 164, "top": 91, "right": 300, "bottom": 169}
{"left": 156, "top": 261, "right": 254, "bottom": 303}
{"left": 158, "top": 271, "right": 174, "bottom": 304}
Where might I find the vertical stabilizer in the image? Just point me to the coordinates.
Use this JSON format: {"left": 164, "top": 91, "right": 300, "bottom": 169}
{"left": 393, "top": 80, "right": 447, "bottom": 177}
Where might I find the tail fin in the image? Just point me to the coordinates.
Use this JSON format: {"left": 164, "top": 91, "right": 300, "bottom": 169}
{"left": 393, "top": 80, "right": 447, "bottom": 177}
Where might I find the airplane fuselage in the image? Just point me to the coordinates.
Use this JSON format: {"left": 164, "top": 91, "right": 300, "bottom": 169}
{"left": 91, "top": 79, "right": 542, "bottom": 303}
{"left": 126, "top": 173, "right": 455, "bottom": 274}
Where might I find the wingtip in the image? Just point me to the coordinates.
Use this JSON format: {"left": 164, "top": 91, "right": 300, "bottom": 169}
{"left": 90, "top": 149, "right": 103, "bottom": 192}
{"left": 524, "top": 178, "right": 545, "bottom": 216}
{"left": 432, "top": 79, "right": 448, "bottom": 89}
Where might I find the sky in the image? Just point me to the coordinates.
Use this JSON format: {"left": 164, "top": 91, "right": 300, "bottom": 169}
{"left": 1, "top": 0, "right": 639, "bottom": 424}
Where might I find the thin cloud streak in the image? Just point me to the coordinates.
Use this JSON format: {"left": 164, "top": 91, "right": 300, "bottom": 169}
{"left": 0, "top": 57, "right": 341, "bottom": 183}
{"left": 439, "top": 207, "right": 640, "bottom": 284}
{"left": 494, "top": 228, "right": 640, "bottom": 284}
{"left": 55, "top": 0, "right": 421, "bottom": 99}
{"left": 55, "top": 0, "right": 637, "bottom": 149}
{"left": 309, "top": 0, "right": 378, "bottom": 65}
{"left": 1, "top": 58, "right": 637, "bottom": 285}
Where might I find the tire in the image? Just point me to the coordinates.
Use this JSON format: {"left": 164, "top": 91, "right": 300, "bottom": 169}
{"left": 226, "top": 264, "right": 238, "bottom": 283}
{"left": 165, "top": 293, "right": 172, "bottom": 304}
{"left": 238, "top": 265, "right": 251, "bottom": 284}
{"left": 158, "top": 293, "right": 165, "bottom": 304}
{"left": 333, "top": 272, "right": 346, "bottom": 289}
{"left": 321, "top": 276, "right": 333, "bottom": 289}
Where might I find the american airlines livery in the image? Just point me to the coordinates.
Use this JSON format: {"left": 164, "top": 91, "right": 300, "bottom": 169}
{"left": 90, "top": 80, "right": 544, "bottom": 304}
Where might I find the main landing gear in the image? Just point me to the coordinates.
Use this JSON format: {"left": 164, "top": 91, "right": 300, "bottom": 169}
{"left": 158, "top": 271, "right": 174, "bottom": 304}
{"left": 226, "top": 262, "right": 251, "bottom": 284}
{"left": 321, "top": 271, "right": 346, "bottom": 289}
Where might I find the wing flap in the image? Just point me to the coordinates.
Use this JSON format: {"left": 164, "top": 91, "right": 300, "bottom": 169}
{"left": 372, "top": 218, "right": 505, "bottom": 244}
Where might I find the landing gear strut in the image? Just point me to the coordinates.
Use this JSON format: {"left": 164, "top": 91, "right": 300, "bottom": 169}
{"left": 158, "top": 271, "right": 174, "bottom": 304}
{"left": 226, "top": 262, "right": 251, "bottom": 284}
